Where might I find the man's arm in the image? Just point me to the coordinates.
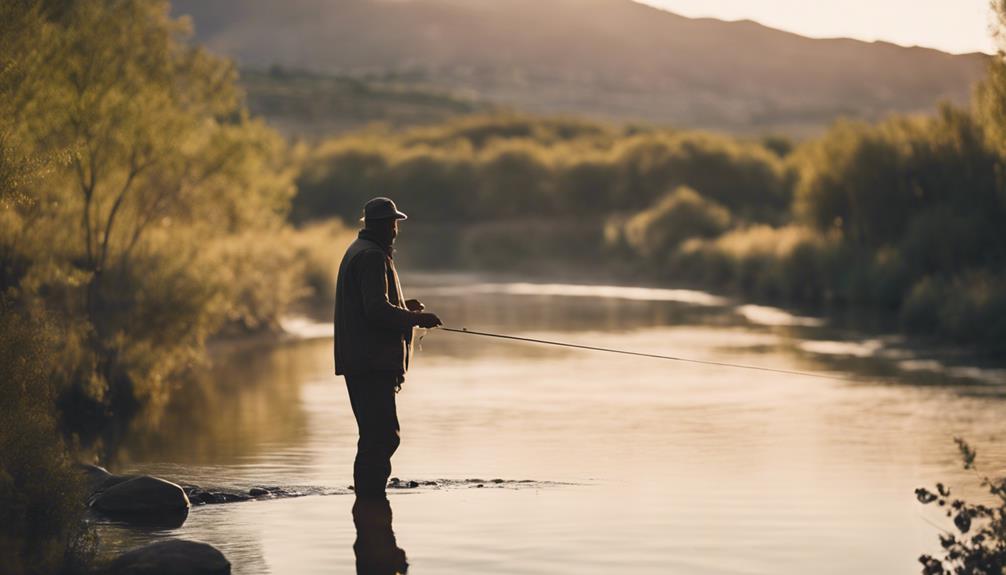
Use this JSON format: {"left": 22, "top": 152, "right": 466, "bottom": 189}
{"left": 357, "top": 249, "right": 421, "bottom": 330}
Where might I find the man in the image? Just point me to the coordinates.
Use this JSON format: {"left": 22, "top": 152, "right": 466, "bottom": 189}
{"left": 334, "top": 197, "right": 442, "bottom": 498}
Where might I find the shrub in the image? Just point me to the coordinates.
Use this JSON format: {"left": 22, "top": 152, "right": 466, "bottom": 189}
{"left": 293, "top": 117, "right": 790, "bottom": 224}
{"left": 475, "top": 140, "right": 556, "bottom": 218}
{"left": 620, "top": 187, "right": 731, "bottom": 261}
{"left": 916, "top": 439, "right": 1006, "bottom": 575}
{"left": 611, "top": 132, "right": 790, "bottom": 219}
{"left": 901, "top": 271, "right": 1006, "bottom": 345}
{"left": 285, "top": 221, "right": 357, "bottom": 305}
{"left": 0, "top": 303, "right": 94, "bottom": 575}
{"left": 669, "top": 225, "right": 846, "bottom": 303}
{"left": 793, "top": 109, "right": 1004, "bottom": 251}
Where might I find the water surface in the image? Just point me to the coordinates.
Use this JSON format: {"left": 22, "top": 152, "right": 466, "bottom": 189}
{"left": 98, "top": 274, "right": 1006, "bottom": 574}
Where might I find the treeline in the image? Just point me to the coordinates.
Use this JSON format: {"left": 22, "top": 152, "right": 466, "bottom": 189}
{"left": 0, "top": 2, "right": 344, "bottom": 572}
{"left": 295, "top": 117, "right": 792, "bottom": 223}
{"left": 664, "top": 106, "right": 1006, "bottom": 344}
{"left": 296, "top": 77, "right": 1006, "bottom": 348}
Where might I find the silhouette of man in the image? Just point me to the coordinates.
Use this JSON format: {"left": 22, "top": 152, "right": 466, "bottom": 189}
{"left": 353, "top": 496, "right": 408, "bottom": 574}
{"left": 335, "top": 197, "right": 441, "bottom": 497}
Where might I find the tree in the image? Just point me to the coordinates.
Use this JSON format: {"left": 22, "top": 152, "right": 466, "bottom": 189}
{"left": 975, "top": 1, "right": 1006, "bottom": 149}
{"left": 1, "top": 0, "right": 297, "bottom": 432}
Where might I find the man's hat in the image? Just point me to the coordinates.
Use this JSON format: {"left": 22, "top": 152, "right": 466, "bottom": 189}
{"left": 360, "top": 197, "right": 408, "bottom": 222}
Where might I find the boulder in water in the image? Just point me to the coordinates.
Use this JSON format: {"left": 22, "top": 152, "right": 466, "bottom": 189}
{"left": 90, "top": 475, "right": 190, "bottom": 515}
{"left": 76, "top": 463, "right": 113, "bottom": 493}
{"left": 108, "top": 539, "right": 230, "bottom": 575}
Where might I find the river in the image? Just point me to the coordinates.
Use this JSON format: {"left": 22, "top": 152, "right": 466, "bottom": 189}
{"left": 95, "top": 273, "right": 1006, "bottom": 574}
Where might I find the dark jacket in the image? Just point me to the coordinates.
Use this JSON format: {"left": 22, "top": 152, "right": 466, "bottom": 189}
{"left": 334, "top": 230, "right": 418, "bottom": 378}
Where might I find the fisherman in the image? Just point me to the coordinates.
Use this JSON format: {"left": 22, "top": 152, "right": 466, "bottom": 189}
{"left": 335, "top": 197, "right": 442, "bottom": 498}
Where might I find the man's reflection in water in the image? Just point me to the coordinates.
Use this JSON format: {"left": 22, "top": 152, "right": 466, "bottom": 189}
{"left": 353, "top": 496, "right": 409, "bottom": 574}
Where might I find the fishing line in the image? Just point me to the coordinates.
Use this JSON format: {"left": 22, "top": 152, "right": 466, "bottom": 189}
{"left": 436, "top": 326, "right": 860, "bottom": 382}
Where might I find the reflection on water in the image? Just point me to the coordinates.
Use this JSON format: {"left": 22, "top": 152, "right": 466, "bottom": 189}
{"left": 353, "top": 497, "right": 409, "bottom": 574}
{"left": 96, "top": 275, "right": 1006, "bottom": 574}
{"left": 110, "top": 341, "right": 317, "bottom": 467}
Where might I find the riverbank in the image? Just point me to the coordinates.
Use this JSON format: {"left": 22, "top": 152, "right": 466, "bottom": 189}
{"left": 292, "top": 107, "right": 1006, "bottom": 351}
{"left": 393, "top": 229, "right": 1006, "bottom": 358}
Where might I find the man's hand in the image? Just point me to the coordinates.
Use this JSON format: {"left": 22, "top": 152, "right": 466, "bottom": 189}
{"left": 405, "top": 298, "right": 425, "bottom": 312}
{"left": 415, "top": 312, "right": 442, "bottom": 329}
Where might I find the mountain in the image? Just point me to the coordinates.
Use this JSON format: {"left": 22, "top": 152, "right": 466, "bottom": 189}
{"left": 238, "top": 67, "right": 495, "bottom": 138}
{"left": 172, "top": 0, "right": 988, "bottom": 135}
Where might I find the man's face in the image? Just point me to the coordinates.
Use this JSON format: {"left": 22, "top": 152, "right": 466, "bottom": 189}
{"left": 367, "top": 218, "right": 398, "bottom": 245}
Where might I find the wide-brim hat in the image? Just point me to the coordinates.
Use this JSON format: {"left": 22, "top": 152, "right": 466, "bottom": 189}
{"left": 360, "top": 197, "right": 408, "bottom": 222}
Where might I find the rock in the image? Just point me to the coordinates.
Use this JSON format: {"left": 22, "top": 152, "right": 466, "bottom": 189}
{"left": 185, "top": 487, "right": 254, "bottom": 505}
{"left": 108, "top": 539, "right": 230, "bottom": 575}
{"left": 207, "top": 492, "right": 250, "bottom": 504}
{"left": 248, "top": 487, "right": 269, "bottom": 497}
{"left": 91, "top": 475, "right": 190, "bottom": 515}
{"left": 75, "top": 463, "right": 113, "bottom": 493}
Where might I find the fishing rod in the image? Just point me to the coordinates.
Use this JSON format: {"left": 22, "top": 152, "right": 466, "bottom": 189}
{"left": 436, "top": 326, "right": 859, "bottom": 382}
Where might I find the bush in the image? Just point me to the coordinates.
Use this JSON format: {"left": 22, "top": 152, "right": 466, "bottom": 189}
{"left": 901, "top": 271, "right": 1006, "bottom": 345}
{"left": 916, "top": 439, "right": 1006, "bottom": 575}
{"left": 669, "top": 225, "right": 846, "bottom": 304}
{"left": 475, "top": 140, "right": 556, "bottom": 218}
{"left": 284, "top": 221, "right": 357, "bottom": 306}
{"left": 620, "top": 187, "right": 731, "bottom": 262}
{"left": 793, "top": 108, "right": 1004, "bottom": 251}
{"left": 609, "top": 132, "right": 791, "bottom": 219}
{"left": 0, "top": 304, "right": 94, "bottom": 575}
{"left": 293, "top": 117, "right": 790, "bottom": 224}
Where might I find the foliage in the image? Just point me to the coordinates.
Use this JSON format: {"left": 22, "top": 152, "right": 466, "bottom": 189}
{"left": 293, "top": 115, "right": 790, "bottom": 223}
{"left": 668, "top": 225, "right": 848, "bottom": 303}
{"left": 915, "top": 439, "right": 1006, "bottom": 575}
{"left": 1, "top": 0, "right": 306, "bottom": 435}
{"left": 658, "top": 103, "right": 1006, "bottom": 344}
{"left": 293, "top": 101, "right": 1006, "bottom": 346}
{"left": 0, "top": 303, "right": 94, "bottom": 575}
{"left": 792, "top": 108, "right": 1003, "bottom": 252}
{"left": 615, "top": 186, "right": 731, "bottom": 261}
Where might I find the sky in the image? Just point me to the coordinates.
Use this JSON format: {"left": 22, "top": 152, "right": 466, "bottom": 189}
{"left": 635, "top": 0, "right": 999, "bottom": 55}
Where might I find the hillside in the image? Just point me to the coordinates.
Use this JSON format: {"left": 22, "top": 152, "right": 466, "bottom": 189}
{"left": 241, "top": 67, "right": 495, "bottom": 137}
{"left": 172, "top": 0, "right": 988, "bottom": 134}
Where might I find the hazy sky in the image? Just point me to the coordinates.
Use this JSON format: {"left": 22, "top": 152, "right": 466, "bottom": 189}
{"left": 636, "top": 0, "right": 998, "bottom": 54}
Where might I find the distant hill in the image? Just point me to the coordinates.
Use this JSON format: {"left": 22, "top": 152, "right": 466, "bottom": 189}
{"left": 173, "top": 0, "right": 988, "bottom": 135}
{"left": 241, "top": 67, "right": 495, "bottom": 138}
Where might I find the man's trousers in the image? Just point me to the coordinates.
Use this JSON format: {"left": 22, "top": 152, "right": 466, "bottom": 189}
{"left": 345, "top": 373, "right": 401, "bottom": 497}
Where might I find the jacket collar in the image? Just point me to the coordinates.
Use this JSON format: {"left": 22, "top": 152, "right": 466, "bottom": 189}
{"left": 358, "top": 229, "right": 394, "bottom": 258}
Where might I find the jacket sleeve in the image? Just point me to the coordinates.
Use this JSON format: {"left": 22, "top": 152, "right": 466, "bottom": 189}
{"left": 356, "top": 249, "right": 419, "bottom": 330}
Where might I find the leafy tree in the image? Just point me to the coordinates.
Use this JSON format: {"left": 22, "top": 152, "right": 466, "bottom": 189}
{"left": 2, "top": 0, "right": 298, "bottom": 433}
{"left": 976, "top": 0, "right": 1006, "bottom": 152}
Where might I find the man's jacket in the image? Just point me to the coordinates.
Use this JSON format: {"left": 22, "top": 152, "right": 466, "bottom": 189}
{"left": 334, "top": 230, "right": 417, "bottom": 378}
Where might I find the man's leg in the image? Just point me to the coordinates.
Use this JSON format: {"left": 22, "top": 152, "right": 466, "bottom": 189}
{"left": 345, "top": 374, "right": 401, "bottom": 496}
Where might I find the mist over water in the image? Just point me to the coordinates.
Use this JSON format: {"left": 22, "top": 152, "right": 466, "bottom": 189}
{"left": 96, "top": 274, "right": 1006, "bottom": 574}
